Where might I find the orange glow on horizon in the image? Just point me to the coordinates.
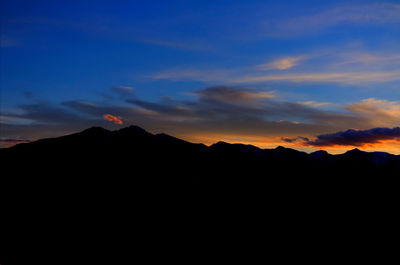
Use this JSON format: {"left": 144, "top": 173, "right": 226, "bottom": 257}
{"left": 181, "top": 133, "right": 292, "bottom": 149}
{"left": 179, "top": 133, "right": 400, "bottom": 154}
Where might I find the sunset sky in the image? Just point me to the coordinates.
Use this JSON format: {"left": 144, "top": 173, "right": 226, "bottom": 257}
{"left": 1, "top": 0, "right": 400, "bottom": 153}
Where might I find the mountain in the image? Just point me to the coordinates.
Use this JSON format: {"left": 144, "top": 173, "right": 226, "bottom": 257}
{"left": 1, "top": 125, "right": 398, "bottom": 264}
{"left": 2, "top": 125, "right": 400, "bottom": 176}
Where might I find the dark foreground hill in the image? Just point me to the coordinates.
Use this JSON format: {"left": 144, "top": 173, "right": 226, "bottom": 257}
{"left": 1, "top": 125, "right": 399, "bottom": 264}
{"left": 2, "top": 125, "right": 400, "bottom": 177}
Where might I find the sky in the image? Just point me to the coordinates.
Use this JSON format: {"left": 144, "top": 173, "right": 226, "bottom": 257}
{"left": 1, "top": 0, "right": 400, "bottom": 154}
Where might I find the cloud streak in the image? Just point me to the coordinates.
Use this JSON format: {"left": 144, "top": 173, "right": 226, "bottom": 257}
{"left": 233, "top": 71, "right": 400, "bottom": 84}
{"left": 110, "top": 86, "right": 134, "bottom": 95}
{"left": 257, "top": 57, "right": 304, "bottom": 70}
{"left": 103, "top": 114, "right": 123, "bottom": 125}
{"left": 150, "top": 48, "right": 400, "bottom": 86}
{"left": 264, "top": 3, "right": 400, "bottom": 38}
{"left": 196, "top": 86, "right": 275, "bottom": 104}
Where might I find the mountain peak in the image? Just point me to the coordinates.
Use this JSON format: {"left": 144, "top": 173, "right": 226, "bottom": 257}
{"left": 346, "top": 148, "right": 365, "bottom": 154}
{"left": 275, "top": 146, "right": 286, "bottom": 151}
{"left": 115, "top": 125, "right": 152, "bottom": 136}
{"left": 211, "top": 141, "right": 229, "bottom": 147}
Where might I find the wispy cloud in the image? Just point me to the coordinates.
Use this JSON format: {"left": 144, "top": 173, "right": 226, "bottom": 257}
{"left": 151, "top": 68, "right": 400, "bottom": 85}
{"left": 150, "top": 68, "right": 236, "bottom": 83}
{"left": 300, "top": 101, "right": 332, "bottom": 108}
{"left": 264, "top": 3, "right": 400, "bottom": 38}
{"left": 110, "top": 86, "right": 134, "bottom": 96}
{"left": 334, "top": 53, "right": 400, "bottom": 67}
{"left": 233, "top": 70, "right": 400, "bottom": 84}
{"left": 150, "top": 46, "right": 400, "bottom": 85}
{"left": 196, "top": 86, "right": 275, "bottom": 104}
{"left": 344, "top": 98, "right": 400, "bottom": 127}
{"left": 257, "top": 56, "right": 304, "bottom": 70}
{"left": 5, "top": 16, "right": 213, "bottom": 51}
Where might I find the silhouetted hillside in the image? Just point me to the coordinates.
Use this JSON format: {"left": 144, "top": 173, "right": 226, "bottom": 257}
{"left": 1, "top": 125, "right": 399, "bottom": 264}
{"left": 3, "top": 125, "right": 400, "bottom": 174}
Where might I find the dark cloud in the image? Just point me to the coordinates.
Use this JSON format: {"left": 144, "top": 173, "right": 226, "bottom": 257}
{"left": 302, "top": 127, "right": 400, "bottom": 147}
{"left": 281, "top": 136, "right": 310, "bottom": 143}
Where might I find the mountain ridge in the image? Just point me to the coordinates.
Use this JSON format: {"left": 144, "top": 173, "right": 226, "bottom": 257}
{"left": 2, "top": 125, "right": 400, "bottom": 179}
{"left": 3, "top": 125, "right": 399, "bottom": 158}
{"left": 2, "top": 125, "right": 398, "bottom": 265}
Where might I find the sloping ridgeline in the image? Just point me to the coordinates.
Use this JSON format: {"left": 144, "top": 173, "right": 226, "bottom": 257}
{"left": 1, "top": 125, "right": 398, "bottom": 264}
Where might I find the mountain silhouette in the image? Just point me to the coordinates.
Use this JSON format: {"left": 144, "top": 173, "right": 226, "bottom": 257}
{"left": 2, "top": 125, "right": 400, "bottom": 177}
{"left": 1, "top": 125, "right": 399, "bottom": 264}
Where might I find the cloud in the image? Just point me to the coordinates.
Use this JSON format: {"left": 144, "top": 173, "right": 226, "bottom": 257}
{"left": 103, "top": 114, "right": 123, "bottom": 125}
{"left": 152, "top": 68, "right": 400, "bottom": 85}
{"left": 4, "top": 102, "right": 89, "bottom": 124}
{"left": 233, "top": 71, "right": 400, "bottom": 85}
{"left": 344, "top": 98, "right": 400, "bottom": 127}
{"left": 110, "top": 86, "right": 134, "bottom": 95}
{"left": 300, "top": 101, "right": 332, "bottom": 108}
{"left": 281, "top": 136, "right": 309, "bottom": 143}
{"left": 257, "top": 57, "right": 304, "bottom": 70}
{"left": 0, "top": 115, "right": 32, "bottom": 125}
{"left": 150, "top": 48, "right": 400, "bottom": 86}
{"left": 301, "top": 127, "right": 400, "bottom": 147}
{"left": 151, "top": 68, "right": 235, "bottom": 83}
{"left": 265, "top": 3, "right": 400, "bottom": 37}
{"left": 334, "top": 53, "right": 400, "bottom": 67}
{"left": 196, "top": 86, "right": 275, "bottom": 104}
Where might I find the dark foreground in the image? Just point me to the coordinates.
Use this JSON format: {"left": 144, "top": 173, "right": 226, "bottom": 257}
{"left": 1, "top": 126, "right": 399, "bottom": 264}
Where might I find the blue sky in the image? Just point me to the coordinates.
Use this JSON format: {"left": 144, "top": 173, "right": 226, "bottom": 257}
{"left": 1, "top": 0, "right": 400, "bottom": 153}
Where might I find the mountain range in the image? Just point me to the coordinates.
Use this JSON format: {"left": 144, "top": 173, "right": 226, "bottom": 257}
{"left": 1, "top": 125, "right": 398, "bottom": 264}
{"left": 2, "top": 125, "right": 400, "bottom": 176}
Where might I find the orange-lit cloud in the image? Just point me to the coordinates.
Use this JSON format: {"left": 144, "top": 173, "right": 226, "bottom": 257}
{"left": 103, "top": 114, "right": 123, "bottom": 125}
{"left": 233, "top": 71, "right": 400, "bottom": 84}
{"left": 344, "top": 98, "right": 400, "bottom": 127}
{"left": 257, "top": 56, "right": 304, "bottom": 70}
